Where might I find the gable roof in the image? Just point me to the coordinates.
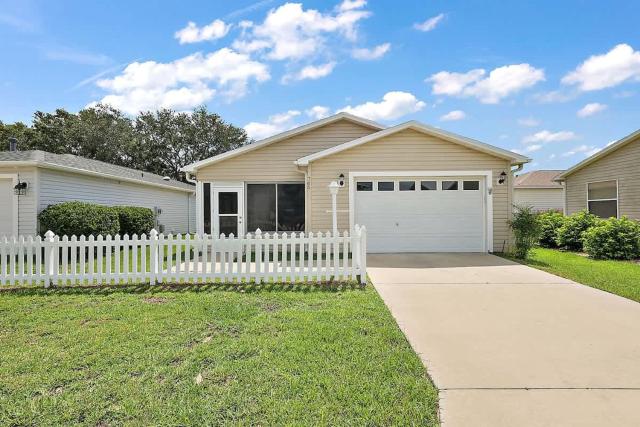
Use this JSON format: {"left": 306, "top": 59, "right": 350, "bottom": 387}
{"left": 295, "top": 121, "right": 531, "bottom": 166}
{"left": 0, "top": 150, "right": 194, "bottom": 192}
{"left": 514, "top": 170, "right": 564, "bottom": 188}
{"left": 182, "top": 112, "right": 385, "bottom": 173}
{"left": 556, "top": 128, "right": 640, "bottom": 180}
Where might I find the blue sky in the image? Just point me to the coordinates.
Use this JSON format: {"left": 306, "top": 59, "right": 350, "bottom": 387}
{"left": 1, "top": 0, "right": 639, "bottom": 171}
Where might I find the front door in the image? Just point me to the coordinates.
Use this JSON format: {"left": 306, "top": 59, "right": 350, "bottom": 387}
{"left": 213, "top": 187, "right": 244, "bottom": 237}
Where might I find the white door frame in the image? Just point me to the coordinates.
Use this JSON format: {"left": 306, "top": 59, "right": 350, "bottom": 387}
{"left": 212, "top": 182, "right": 244, "bottom": 237}
{"left": 0, "top": 174, "right": 19, "bottom": 237}
{"left": 348, "top": 170, "right": 494, "bottom": 252}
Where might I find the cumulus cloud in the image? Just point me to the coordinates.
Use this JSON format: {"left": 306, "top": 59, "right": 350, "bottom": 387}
{"left": 439, "top": 110, "right": 466, "bottom": 121}
{"left": 93, "top": 48, "right": 270, "bottom": 115}
{"left": 427, "top": 64, "right": 545, "bottom": 103}
{"left": 414, "top": 13, "right": 445, "bottom": 32}
{"left": 518, "top": 117, "right": 540, "bottom": 127}
{"left": 562, "top": 44, "right": 640, "bottom": 91}
{"left": 282, "top": 61, "right": 336, "bottom": 83}
{"left": 175, "top": 19, "right": 231, "bottom": 44}
{"left": 522, "top": 130, "right": 577, "bottom": 145}
{"left": 338, "top": 91, "right": 426, "bottom": 121}
{"left": 232, "top": 1, "right": 371, "bottom": 61}
{"left": 306, "top": 105, "right": 330, "bottom": 119}
{"left": 244, "top": 110, "right": 301, "bottom": 140}
{"left": 577, "top": 102, "right": 607, "bottom": 118}
{"left": 351, "top": 42, "right": 390, "bottom": 60}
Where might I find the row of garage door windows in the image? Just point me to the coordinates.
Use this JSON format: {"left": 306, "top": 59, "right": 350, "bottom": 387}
{"left": 356, "top": 180, "right": 481, "bottom": 192}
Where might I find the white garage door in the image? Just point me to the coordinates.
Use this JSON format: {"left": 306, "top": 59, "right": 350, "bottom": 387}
{"left": 354, "top": 177, "right": 486, "bottom": 253}
{"left": 0, "top": 179, "right": 15, "bottom": 237}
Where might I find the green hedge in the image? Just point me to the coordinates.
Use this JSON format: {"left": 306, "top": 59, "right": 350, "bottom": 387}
{"left": 556, "top": 210, "right": 599, "bottom": 251}
{"left": 537, "top": 210, "right": 565, "bottom": 248}
{"left": 112, "top": 206, "right": 155, "bottom": 236}
{"left": 39, "top": 202, "right": 120, "bottom": 237}
{"left": 583, "top": 217, "right": 640, "bottom": 260}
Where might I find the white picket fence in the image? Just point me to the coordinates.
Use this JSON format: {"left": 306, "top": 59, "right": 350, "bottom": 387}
{"left": 0, "top": 226, "right": 367, "bottom": 287}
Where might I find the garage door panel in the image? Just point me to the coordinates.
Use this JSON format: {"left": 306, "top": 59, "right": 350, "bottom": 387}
{"left": 354, "top": 177, "right": 485, "bottom": 253}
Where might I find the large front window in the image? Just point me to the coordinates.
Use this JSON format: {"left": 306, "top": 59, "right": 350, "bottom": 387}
{"left": 246, "top": 183, "right": 305, "bottom": 232}
{"left": 587, "top": 180, "right": 618, "bottom": 218}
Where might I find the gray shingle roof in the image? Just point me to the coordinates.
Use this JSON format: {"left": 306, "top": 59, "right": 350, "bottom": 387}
{"left": 0, "top": 150, "right": 194, "bottom": 192}
{"left": 514, "top": 170, "right": 564, "bottom": 188}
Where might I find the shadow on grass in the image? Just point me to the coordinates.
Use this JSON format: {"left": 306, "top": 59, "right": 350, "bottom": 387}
{"left": 496, "top": 253, "right": 553, "bottom": 270}
{"left": 0, "top": 280, "right": 367, "bottom": 298}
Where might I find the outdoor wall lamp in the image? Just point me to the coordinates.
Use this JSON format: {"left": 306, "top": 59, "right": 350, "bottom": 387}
{"left": 337, "top": 173, "right": 345, "bottom": 187}
{"left": 13, "top": 181, "right": 27, "bottom": 196}
{"left": 497, "top": 171, "right": 507, "bottom": 185}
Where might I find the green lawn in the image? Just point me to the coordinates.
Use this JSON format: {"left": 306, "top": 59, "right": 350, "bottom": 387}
{"left": 0, "top": 283, "right": 439, "bottom": 426}
{"left": 506, "top": 247, "right": 640, "bottom": 303}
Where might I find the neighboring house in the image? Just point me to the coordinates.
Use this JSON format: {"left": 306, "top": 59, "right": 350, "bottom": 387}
{"left": 556, "top": 128, "right": 640, "bottom": 220}
{"left": 513, "top": 170, "right": 565, "bottom": 212}
{"left": 182, "top": 113, "right": 530, "bottom": 253}
{"left": 0, "top": 149, "right": 196, "bottom": 237}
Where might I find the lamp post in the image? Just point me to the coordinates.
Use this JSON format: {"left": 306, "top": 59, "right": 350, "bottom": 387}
{"left": 328, "top": 181, "right": 340, "bottom": 235}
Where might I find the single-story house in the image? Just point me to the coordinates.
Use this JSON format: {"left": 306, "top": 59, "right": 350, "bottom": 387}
{"left": 0, "top": 149, "right": 195, "bottom": 237}
{"left": 556, "top": 128, "right": 640, "bottom": 220}
{"left": 182, "top": 113, "right": 530, "bottom": 253}
{"left": 513, "top": 170, "right": 565, "bottom": 212}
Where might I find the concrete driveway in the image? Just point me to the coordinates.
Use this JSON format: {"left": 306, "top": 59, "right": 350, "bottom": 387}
{"left": 369, "top": 253, "right": 640, "bottom": 427}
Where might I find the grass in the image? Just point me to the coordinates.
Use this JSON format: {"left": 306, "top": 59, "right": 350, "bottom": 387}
{"left": 0, "top": 283, "right": 439, "bottom": 425}
{"left": 504, "top": 247, "right": 640, "bottom": 303}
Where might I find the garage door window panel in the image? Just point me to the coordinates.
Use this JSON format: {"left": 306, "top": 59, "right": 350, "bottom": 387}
{"left": 421, "top": 181, "right": 437, "bottom": 191}
{"left": 356, "top": 181, "right": 373, "bottom": 191}
{"left": 442, "top": 181, "right": 459, "bottom": 191}
{"left": 377, "top": 181, "right": 395, "bottom": 191}
{"left": 587, "top": 180, "right": 618, "bottom": 218}
{"left": 399, "top": 181, "right": 416, "bottom": 191}
{"left": 463, "top": 180, "right": 480, "bottom": 190}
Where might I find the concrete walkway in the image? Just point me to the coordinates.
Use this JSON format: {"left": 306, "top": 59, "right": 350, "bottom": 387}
{"left": 368, "top": 253, "right": 640, "bottom": 427}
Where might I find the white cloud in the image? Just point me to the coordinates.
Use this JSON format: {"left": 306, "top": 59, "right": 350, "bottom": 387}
{"left": 352, "top": 42, "right": 390, "bottom": 60}
{"left": 414, "top": 13, "right": 445, "bottom": 32}
{"left": 518, "top": 117, "right": 540, "bottom": 127}
{"left": 282, "top": 61, "right": 336, "bottom": 83}
{"left": 232, "top": 1, "right": 371, "bottom": 61}
{"left": 338, "top": 91, "right": 426, "bottom": 121}
{"left": 522, "top": 130, "right": 577, "bottom": 145}
{"left": 175, "top": 20, "right": 231, "bottom": 44}
{"left": 306, "top": 105, "right": 330, "bottom": 119}
{"left": 244, "top": 110, "right": 301, "bottom": 140}
{"left": 524, "top": 144, "right": 542, "bottom": 153}
{"left": 93, "top": 48, "right": 270, "bottom": 115}
{"left": 562, "top": 44, "right": 640, "bottom": 91}
{"left": 562, "top": 144, "right": 599, "bottom": 157}
{"left": 440, "top": 110, "right": 466, "bottom": 121}
{"left": 428, "top": 64, "right": 545, "bottom": 104}
{"left": 577, "top": 102, "right": 607, "bottom": 118}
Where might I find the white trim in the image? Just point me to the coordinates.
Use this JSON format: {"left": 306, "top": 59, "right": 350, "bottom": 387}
{"left": 0, "top": 174, "right": 19, "bottom": 237}
{"left": 348, "top": 170, "right": 494, "bottom": 252}
{"left": 296, "top": 121, "right": 530, "bottom": 166}
{"left": 558, "top": 128, "right": 640, "bottom": 180}
{"left": 586, "top": 179, "right": 619, "bottom": 218}
{"left": 0, "top": 161, "right": 194, "bottom": 193}
{"left": 182, "top": 113, "right": 385, "bottom": 173}
{"left": 195, "top": 181, "right": 204, "bottom": 234}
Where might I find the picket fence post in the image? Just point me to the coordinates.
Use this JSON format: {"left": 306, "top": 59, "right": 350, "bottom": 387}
{"left": 359, "top": 226, "right": 367, "bottom": 284}
{"left": 150, "top": 229, "right": 159, "bottom": 284}
{"left": 44, "top": 230, "right": 55, "bottom": 288}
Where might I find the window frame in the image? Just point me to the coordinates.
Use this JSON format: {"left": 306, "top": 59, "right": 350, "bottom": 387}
{"left": 376, "top": 181, "right": 395, "bottom": 192}
{"left": 586, "top": 179, "right": 619, "bottom": 218}
{"left": 420, "top": 180, "right": 438, "bottom": 191}
{"left": 356, "top": 181, "right": 373, "bottom": 192}
{"left": 399, "top": 180, "right": 417, "bottom": 191}
{"left": 442, "top": 180, "right": 460, "bottom": 191}
{"left": 245, "top": 181, "right": 305, "bottom": 233}
{"left": 463, "top": 180, "right": 480, "bottom": 191}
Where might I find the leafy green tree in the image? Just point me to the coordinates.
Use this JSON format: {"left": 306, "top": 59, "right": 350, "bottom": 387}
{"left": 509, "top": 205, "right": 542, "bottom": 259}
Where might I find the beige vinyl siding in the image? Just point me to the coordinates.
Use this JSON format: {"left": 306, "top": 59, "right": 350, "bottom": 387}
{"left": 308, "top": 129, "right": 512, "bottom": 252}
{"left": 514, "top": 188, "right": 565, "bottom": 212}
{"left": 196, "top": 120, "right": 378, "bottom": 181}
{"left": 565, "top": 136, "right": 640, "bottom": 220}
{"left": 0, "top": 166, "right": 38, "bottom": 236}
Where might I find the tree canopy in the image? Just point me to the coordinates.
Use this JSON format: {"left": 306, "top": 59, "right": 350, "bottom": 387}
{"left": 0, "top": 105, "right": 249, "bottom": 181}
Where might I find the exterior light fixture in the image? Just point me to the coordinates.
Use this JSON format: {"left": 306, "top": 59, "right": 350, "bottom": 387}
{"left": 13, "top": 181, "right": 27, "bottom": 196}
{"left": 497, "top": 171, "right": 507, "bottom": 185}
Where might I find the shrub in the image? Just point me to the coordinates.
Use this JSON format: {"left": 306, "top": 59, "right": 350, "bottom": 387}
{"left": 537, "top": 210, "right": 565, "bottom": 248}
{"left": 583, "top": 217, "right": 640, "bottom": 260}
{"left": 509, "top": 205, "right": 542, "bottom": 259}
{"left": 39, "top": 202, "right": 120, "bottom": 237}
{"left": 556, "top": 210, "right": 599, "bottom": 251}
{"left": 112, "top": 206, "right": 155, "bottom": 236}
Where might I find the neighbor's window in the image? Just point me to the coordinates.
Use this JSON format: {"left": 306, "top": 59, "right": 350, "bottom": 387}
{"left": 246, "top": 183, "right": 305, "bottom": 232}
{"left": 587, "top": 180, "right": 618, "bottom": 218}
{"left": 420, "top": 180, "right": 437, "bottom": 191}
{"left": 442, "top": 180, "right": 459, "bottom": 191}
{"left": 463, "top": 180, "right": 480, "bottom": 190}
{"left": 356, "top": 181, "right": 373, "bottom": 191}
{"left": 399, "top": 181, "right": 416, "bottom": 191}
{"left": 377, "top": 181, "right": 395, "bottom": 191}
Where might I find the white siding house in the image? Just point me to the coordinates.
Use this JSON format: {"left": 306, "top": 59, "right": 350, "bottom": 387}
{"left": 0, "top": 150, "right": 195, "bottom": 237}
{"left": 513, "top": 170, "right": 565, "bottom": 213}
